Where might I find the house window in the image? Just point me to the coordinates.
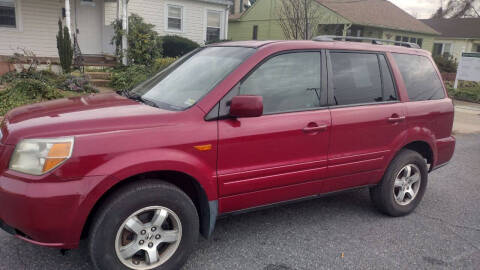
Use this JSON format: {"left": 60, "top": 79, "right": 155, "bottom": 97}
{"left": 206, "top": 10, "right": 221, "bottom": 43}
{"left": 475, "top": 44, "right": 480, "bottom": 53}
{"left": 433, "top": 43, "right": 452, "bottom": 57}
{"left": 167, "top": 5, "right": 183, "bottom": 31}
{"left": 395, "top": 36, "right": 423, "bottom": 48}
{"left": 0, "top": 0, "right": 16, "bottom": 28}
{"left": 252, "top": 25, "right": 258, "bottom": 40}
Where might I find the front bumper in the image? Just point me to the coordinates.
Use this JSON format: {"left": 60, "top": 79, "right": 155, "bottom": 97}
{"left": 0, "top": 172, "right": 107, "bottom": 249}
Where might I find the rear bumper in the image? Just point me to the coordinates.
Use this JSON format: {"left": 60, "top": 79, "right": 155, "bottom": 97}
{"left": 433, "top": 135, "right": 456, "bottom": 170}
{"left": 0, "top": 173, "right": 106, "bottom": 249}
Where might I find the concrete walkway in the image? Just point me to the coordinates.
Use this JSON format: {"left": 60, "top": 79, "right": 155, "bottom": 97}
{"left": 453, "top": 100, "right": 480, "bottom": 134}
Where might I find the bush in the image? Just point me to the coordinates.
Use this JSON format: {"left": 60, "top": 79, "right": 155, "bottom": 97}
{"left": 59, "top": 75, "right": 99, "bottom": 93}
{"left": 162, "top": 35, "right": 199, "bottom": 58}
{"left": 0, "top": 70, "right": 59, "bottom": 85}
{"left": 445, "top": 81, "right": 480, "bottom": 103}
{"left": 56, "top": 19, "right": 73, "bottom": 73}
{"left": 110, "top": 57, "right": 177, "bottom": 91}
{"left": 205, "top": 39, "right": 231, "bottom": 45}
{"left": 434, "top": 55, "right": 458, "bottom": 73}
{"left": 153, "top": 57, "right": 177, "bottom": 73}
{"left": 110, "top": 65, "right": 151, "bottom": 91}
{"left": 0, "top": 79, "right": 65, "bottom": 115}
{"left": 112, "top": 14, "right": 163, "bottom": 66}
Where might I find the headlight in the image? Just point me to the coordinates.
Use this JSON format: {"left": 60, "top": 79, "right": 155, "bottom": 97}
{"left": 9, "top": 137, "right": 74, "bottom": 175}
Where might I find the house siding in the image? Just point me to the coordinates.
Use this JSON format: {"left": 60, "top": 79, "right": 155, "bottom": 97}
{"left": 381, "top": 29, "right": 436, "bottom": 52}
{"left": 0, "top": 0, "right": 228, "bottom": 59}
{"left": 229, "top": 0, "right": 437, "bottom": 54}
{"left": 431, "top": 38, "right": 480, "bottom": 61}
{"left": 106, "top": 0, "right": 229, "bottom": 45}
{"left": 0, "top": 0, "right": 62, "bottom": 58}
{"left": 229, "top": 0, "right": 350, "bottom": 41}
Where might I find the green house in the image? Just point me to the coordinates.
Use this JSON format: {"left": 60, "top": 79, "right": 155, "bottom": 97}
{"left": 229, "top": 0, "right": 439, "bottom": 52}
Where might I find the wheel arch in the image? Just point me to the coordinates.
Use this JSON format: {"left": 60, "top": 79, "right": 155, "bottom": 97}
{"left": 81, "top": 170, "right": 217, "bottom": 241}
{"left": 398, "top": 140, "right": 435, "bottom": 170}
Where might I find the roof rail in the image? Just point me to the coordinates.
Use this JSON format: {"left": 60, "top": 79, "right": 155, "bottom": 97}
{"left": 312, "top": 35, "right": 421, "bottom": 49}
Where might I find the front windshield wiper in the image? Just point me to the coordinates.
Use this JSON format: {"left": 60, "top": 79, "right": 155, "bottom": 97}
{"left": 119, "top": 90, "right": 160, "bottom": 108}
{"left": 118, "top": 90, "right": 182, "bottom": 111}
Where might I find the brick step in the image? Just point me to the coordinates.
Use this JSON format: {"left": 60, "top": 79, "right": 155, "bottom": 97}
{"left": 85, "top": 72, "right": 112, "bottom": 80}
{"left": 90, "top": 79, "right": 111, "bottom": 87}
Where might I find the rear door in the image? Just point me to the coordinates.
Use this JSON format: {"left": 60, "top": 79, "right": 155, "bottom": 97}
{"left": 325, "top": 51, "right": 407, "bottom": 192}
{"left": 217, "top": 51, "right": 331, "bottom": 212}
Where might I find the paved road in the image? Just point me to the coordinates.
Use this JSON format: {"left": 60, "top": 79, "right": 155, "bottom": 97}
{"left": 1, "top": 134, "right": 479, "bottom": 270}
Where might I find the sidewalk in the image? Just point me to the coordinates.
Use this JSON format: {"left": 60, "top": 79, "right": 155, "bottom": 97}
{"left": 453, "top": 100, "right": 480, "bottom": 134}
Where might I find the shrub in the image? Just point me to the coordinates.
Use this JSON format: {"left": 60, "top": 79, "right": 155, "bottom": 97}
{"left": 205, "top": 39, "right": 231, "bottom": 45}
{"left": 434, "top": 55, "right": 458, "bottom": 73}
{"left": 445, "top": 81, "right": 480, "bottom": 103}
{"left": 112, "top": 14, "right": 163, "bottom": 66}
{"left": 110, "top": 65, "right": 151, "bottom": 91}
{"left": 59, "top": 75, "right": 99, "bottom": 93}
{"left": 0, "top": 70, "right": 58, "bottom": 85}
{"left": 56, "top": 19, "right": 73, "bottom": 73}
{"left": 153, "top": 57, "right": 177, "bottom": 73}
{"left": 0, "top": 79, "right": 65, "bottom": 115}
{"left": 162, "top": 35, "right": 199, "bottom": 58}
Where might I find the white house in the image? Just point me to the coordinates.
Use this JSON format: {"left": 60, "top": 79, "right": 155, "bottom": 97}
{"left": 0, "top": 0, "right": 231, "bottom": 69}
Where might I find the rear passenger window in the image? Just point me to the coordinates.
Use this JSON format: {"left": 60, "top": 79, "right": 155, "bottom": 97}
{"left": 393, "top": 53, "right": 445, "bottom": 101}
{"left": 330, "top": 52, "right": 396, "bottom": 106}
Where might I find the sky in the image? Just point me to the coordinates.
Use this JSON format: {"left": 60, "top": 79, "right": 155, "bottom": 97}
{"left": 388, "top": 0, "right": 441, "bottom": 19}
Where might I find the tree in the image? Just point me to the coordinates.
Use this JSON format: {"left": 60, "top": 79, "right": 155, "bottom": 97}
{"left": 277, "top": 0, "right": 323, "bottom": 40}
{"left": 431, "top": 0, "right": 480, "bottom": 18}
{"left": 112, "top": 14, "right": 163, "bottom": 66}
{"left": 56, "top": 19, "right": 73, "bottom": 73}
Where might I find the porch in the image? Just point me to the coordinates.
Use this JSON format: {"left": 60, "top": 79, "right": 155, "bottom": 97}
{"left": 63, "top": 0, "right": 129, "bottom": 66}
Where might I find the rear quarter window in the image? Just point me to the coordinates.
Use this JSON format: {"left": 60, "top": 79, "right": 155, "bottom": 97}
{"left": 392, "top": 53, "right": 445, "bottom": 101}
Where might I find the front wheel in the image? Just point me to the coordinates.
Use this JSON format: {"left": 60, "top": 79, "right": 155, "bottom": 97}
{"left": 370, "top": 149, "right": 428, "bottom": 216}
{"left": 88, "top": 180, "right": 199, "bottom": 270}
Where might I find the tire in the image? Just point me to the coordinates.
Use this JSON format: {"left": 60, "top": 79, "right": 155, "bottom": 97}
{"left": 88, "top": 180, "right": 199, "bottom": 270}
{"left": 370, "top": 149, "right": 428, "bottom": 217}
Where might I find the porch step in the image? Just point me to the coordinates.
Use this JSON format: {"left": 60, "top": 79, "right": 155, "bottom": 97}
{"left": 90, "top": 79, "right": 111, "bottom": 87}
{"left": 86, "top": 72, "right": 112, "bottom": 80}
{"left": 79, "top": 55, "right": 117, "bottom": 67}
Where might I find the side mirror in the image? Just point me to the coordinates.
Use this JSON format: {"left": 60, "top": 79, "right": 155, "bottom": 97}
{"left": 229, "top": 95, "right": 263, "bottom": 118}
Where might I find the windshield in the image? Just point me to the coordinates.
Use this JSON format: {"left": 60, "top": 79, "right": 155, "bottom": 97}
{"left": 129, "top": 46, "right": 255, "bottom": 111}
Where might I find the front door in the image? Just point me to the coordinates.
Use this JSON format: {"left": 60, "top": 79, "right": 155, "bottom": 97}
{"left": 75, "top": 0, "right": 104, "bottom": 54}
{"left": 217, "top": 51, "right": 331, "bottom": 212}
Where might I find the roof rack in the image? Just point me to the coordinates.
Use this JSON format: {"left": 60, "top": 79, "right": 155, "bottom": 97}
{"left": 313, "top": 35, "right": 421, "bottom": 49}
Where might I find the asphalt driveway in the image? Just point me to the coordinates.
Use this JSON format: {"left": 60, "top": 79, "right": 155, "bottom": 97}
{"left": 1, "top": 133, "right": 479, "bottom": 270}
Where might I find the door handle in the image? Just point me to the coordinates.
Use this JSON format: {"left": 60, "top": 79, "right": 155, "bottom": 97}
{"left": 303, "top": 124, "right": 328, "bottom": 133}
{"left": 388, "top": 115, "right": 406, "bottom": 123}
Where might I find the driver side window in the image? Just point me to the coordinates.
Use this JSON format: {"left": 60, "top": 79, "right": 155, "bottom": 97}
{"left": 237, "top": 52, "right": 322, "bottom": 114}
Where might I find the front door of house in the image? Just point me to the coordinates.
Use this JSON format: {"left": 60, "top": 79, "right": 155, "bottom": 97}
{"left": 75, "top": 0, "right": 103, "bottom": 55}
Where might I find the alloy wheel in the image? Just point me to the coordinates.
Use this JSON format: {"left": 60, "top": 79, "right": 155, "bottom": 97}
{"left": 115, "top": 206, "right": 182, "bottom": 270}
{"left": 393, "top": 164, "right": 422, "bottom": 206}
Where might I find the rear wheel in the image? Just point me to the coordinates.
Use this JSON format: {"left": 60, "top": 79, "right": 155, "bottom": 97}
{"left": 370, "top": 149, "right": 428, "bottom": 216}
{"left": 88, "top": 180, "right": 199, "bottom": 270}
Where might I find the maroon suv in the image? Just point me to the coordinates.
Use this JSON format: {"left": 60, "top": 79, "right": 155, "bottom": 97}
{"left": 0, "top": 40, "right": 455, "bottom": 270}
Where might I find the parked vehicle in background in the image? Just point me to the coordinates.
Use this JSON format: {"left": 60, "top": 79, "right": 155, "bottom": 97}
{"left": 0, "top": 38, "right": 455, "bottom": 270}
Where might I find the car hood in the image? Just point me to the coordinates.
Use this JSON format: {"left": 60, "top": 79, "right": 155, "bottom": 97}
{"left": 1, "top": 93, "right": 181, "bottom": 145}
